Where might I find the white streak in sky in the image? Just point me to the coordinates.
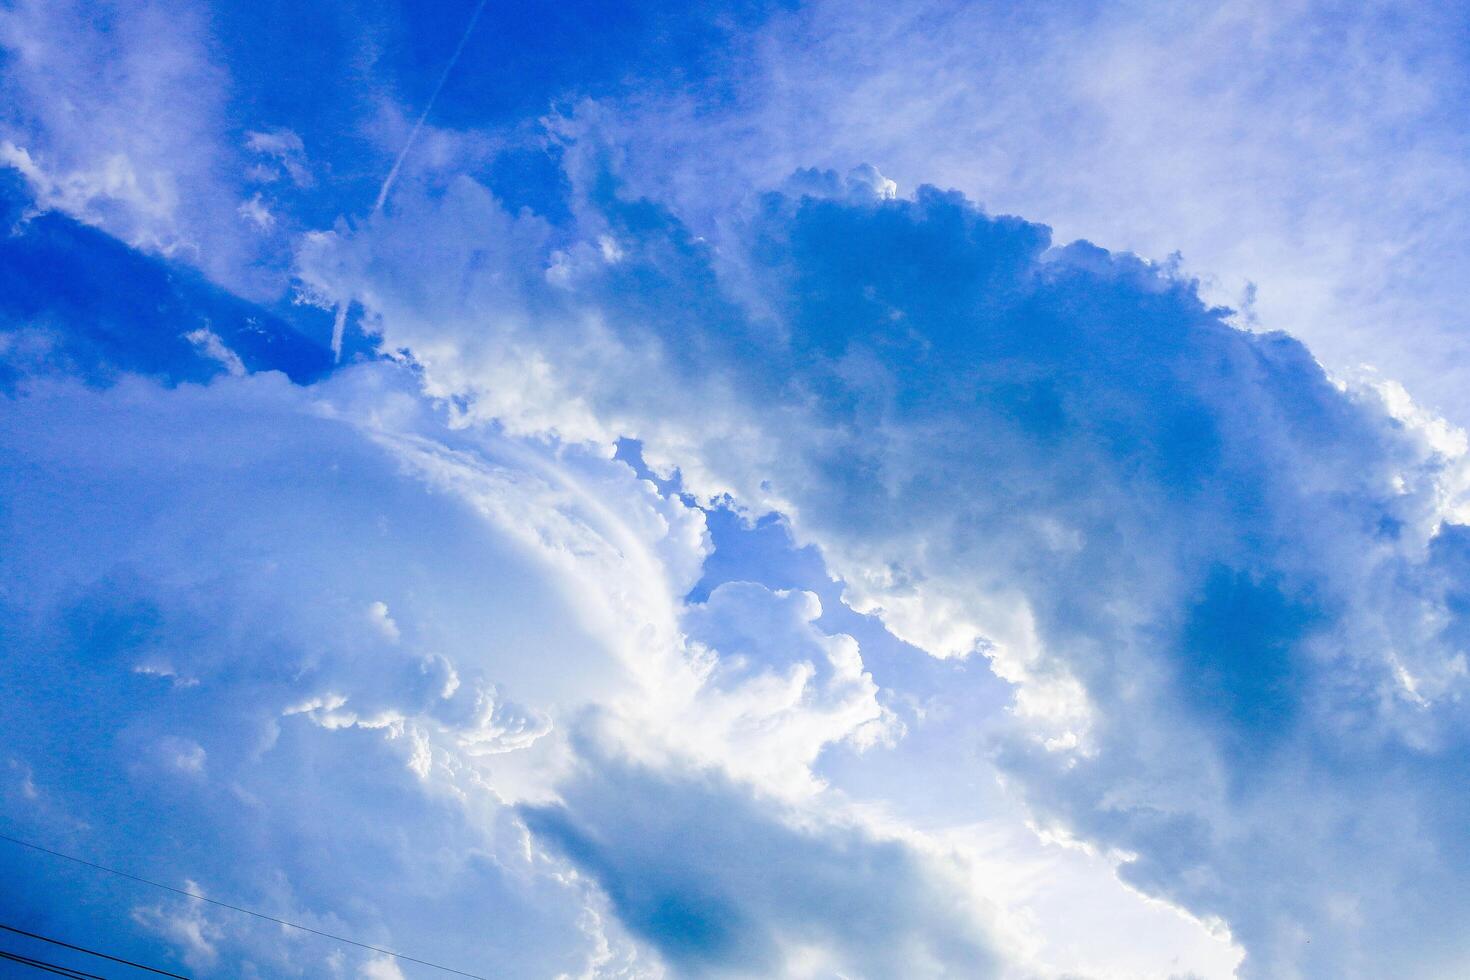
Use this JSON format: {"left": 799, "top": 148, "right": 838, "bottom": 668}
{"left": 372, "top": 0, "right": 490, "bottom": 216}
{"left": 331, "top": 302, "right": 348, "bottom": 362}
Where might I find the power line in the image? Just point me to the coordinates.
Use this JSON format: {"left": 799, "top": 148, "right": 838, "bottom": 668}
{"left": 0, "top": 947, "right": 109, "bottom": 979}
{"left": 0, "top": 832, "right": 491, "bottom": 980}
{"left": 0, "top": 924, "right": 186, "bottom": 979}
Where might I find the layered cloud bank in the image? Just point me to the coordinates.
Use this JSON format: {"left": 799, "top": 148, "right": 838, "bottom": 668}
{"left": 295, "top": 160, "right": 1470, "bottom": 977}
{"left": 4, "top": 2, "right": 1470, "bottom": 979}
{"left": 1, "top": 359, "right": 1003, "bottom": 976}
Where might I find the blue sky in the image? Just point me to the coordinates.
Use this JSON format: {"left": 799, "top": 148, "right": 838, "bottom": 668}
{"left": 2, "top": 1, "right": 1469, "bottom": 978}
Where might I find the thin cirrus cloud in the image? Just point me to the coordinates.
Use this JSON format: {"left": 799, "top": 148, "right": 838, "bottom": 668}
{"left": 2, "top": 1, "right": 1470, "bottom": 979}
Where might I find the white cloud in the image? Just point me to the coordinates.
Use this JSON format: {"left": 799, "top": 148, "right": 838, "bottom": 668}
{"left": 575, "top": 0, "right": 1470, "bottom": 429}
{"left": 292, "top": 162, "right": 1470, "bottom": 976}
{"left": 366, "top": 600, "right": 400, "bottom": 642}
{"left": 0, "top": 0, "right": 304, "bottom": 297}
{"left": 183, "top": 326, "right": 247, "bottom": 376}
{"left": 0, "top": 368, "right": 650, "bottom": 975}
{"left": 158, "top": 736, "right": 207, "bottom": 776}
{"left": 673, "top": 582, "right": 896, "bottom": 792}
{"left": 8, "top": 5, "right": 1469, "bottom": 968}
{"left": 358, "top": 956, "right": 405, "bottom": 980}
{"left": 522, "top": 747, "right": 1010, "bottom": 978}
{"left": 0, "top": 0, "right": 217, "bottom": 253}
{"left": 2, "top": 358, "right": 1045, "bottom": 974}
{"left": 244, "top": 127, "right": 312, "bottom": 188}
{"left": 131, "top": 882, "right": 224, "bottom": 971}
{"left": 237, "top": 192, "right": 275, "bottom": 231}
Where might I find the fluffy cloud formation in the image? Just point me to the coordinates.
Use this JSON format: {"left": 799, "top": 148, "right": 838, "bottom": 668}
{"left": 0, "top": 322, "right": 996, "bottom": 975}
{"left": 296, "top": 156, "right": 1470, "bottom": 976}
{"left": 523, "top": 747, "right": 1001, "bottom": 979}
{"left": 577, "top": 0, "right": 1470, "bottom": 431}
{"left": 5, "top": 3, "right": 1470, "bottom": 977}
{"left": 0, "top": 368, "right": 625, "bottom": 977}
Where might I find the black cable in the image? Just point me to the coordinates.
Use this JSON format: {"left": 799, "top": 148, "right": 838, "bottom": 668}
{"left": 0, "top": 925, "right": 186, "bottom": 979}
{"left": 0, "top": 947, "right": 109, "bottom": 979}
{"left": 0, "top": 832, "right": 490, "bottom": 980}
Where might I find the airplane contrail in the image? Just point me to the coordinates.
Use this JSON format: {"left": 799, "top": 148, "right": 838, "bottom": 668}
{"left": 337, "top": 0, "right": 489, "bottom": 361}
{"left": 372, "top": 0, "right": 490, "bottom": 216}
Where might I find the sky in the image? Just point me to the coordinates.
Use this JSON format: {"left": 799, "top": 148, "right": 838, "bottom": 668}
{"left": 2, "top": 1, "right": 1469, "bottom": 978}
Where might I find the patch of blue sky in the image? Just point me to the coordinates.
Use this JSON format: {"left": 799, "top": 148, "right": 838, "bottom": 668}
{"left": 0, "top": 173, "right": 332, "bottom": 386}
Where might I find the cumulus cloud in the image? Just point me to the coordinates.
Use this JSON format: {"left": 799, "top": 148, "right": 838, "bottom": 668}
{"left": 6, "top": 4, "right": 1470, "bottom": 975}
{"left": 0, "top": 340, "right": 1020, "bottom": 973}
{"left": 576, "top": 0, "right": 1470, "bottom": 428}
{"left": 295, "top": 157, "right": 1470, "bottom": 976}
{"left": 523, "top": 746, "right": 1004, "bottom": 979}
{"left": 677, "top": 582, "right": 896, "bottom": 790}
{"left": 0, "top": 368, "right": 649, "bottom": 976}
